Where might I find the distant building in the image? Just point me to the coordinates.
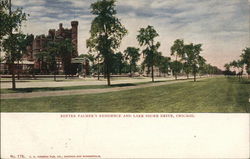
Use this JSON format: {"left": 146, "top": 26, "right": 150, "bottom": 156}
{"left": 24, "top": 21, "right": 79, "bottom": 73}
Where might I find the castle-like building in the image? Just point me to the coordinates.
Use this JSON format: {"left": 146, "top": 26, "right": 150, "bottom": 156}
{"left": 24, "top": 21, "right": 79, "bottom": 72}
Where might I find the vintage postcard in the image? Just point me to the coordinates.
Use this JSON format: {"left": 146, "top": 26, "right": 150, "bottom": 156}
{"left": 1, "top": 0, "right": 249, "bottom": 158}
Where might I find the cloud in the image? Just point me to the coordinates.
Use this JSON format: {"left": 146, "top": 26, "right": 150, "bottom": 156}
{"left": 18, "top": 0, "right": 249, "bottom": 69}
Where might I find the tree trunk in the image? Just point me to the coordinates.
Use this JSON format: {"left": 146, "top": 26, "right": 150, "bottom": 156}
{"left": 106, "top": 62, "right": 111, "bottom": 86}
{"left": 54, "top": 64, "right": 57, "bottom": 81}
{"left": 151, "top": 65, "right": 154, "bottom": 82}
{"left": 147, "top": 66, "right": 150, "bottom": 77}
{"left": 54, "top": 72, "right": 56, "bottom": 81}
{"left": 32, "top": 65, "right": 36, "bottom": 79}
{"left": 103, "top": 63, "right": 107, "bottom": 79}
{"left": 175, "top": 54, "right": 178, "bottom": 80}
{"left": 17, "top": 60, "right": 20, "bottom": 80}
{"left": 194, "top": 72, "right": 196, "bottom": 82}
{"left": 130, "top": 64, "right": 132, "bottom": 77}
{"left": 11, "top": 63, "right": 16, "bottom": 90}
{"left": 97, "top": 61, "right": 100, "bottom": 80}
{"left": 187, "top": 73, "right": 189, "bottom": 79}
{"left": 119, "top": 64, "right": 121, "bottom": 75}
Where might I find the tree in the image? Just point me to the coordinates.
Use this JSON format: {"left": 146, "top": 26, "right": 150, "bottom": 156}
{"left": 111, "top": 52, "right": 124, "bottom": 75}
{"left": 158, "top": 56, "right": 171, "bottom": 77}
{"left": 46, "top": 41, "right": 61, "bottom": 81}
{"left": 35, "top": 51, "right": 47, "bottom": 74}
{"left": 170, "top": 60, "right": 183, "bottom": 79}
{"left": 124, "top": 47, "right": 140, "bottom": 76}
{"left": 57, "top": 39, "right": 74, "bottom": 78}
{"left": 1, "top": 0, "right": 27, "bottom": 89}
{"left": 87, "top": 0, "right": 127, "bottom": 86}
{"left": 137, "top": 25, "right": 160, "bottom": 82}
{"left": 170, "top": 39, "right": 184, "bottom": 80}
{"left": 223, "top": 63, "right": 235, "bottom": 76}
{"left": 197, "top": 55, "right": 206, "bottom": 77}
{"left": 241, "top": 47, "right": 250, "bottom": 78}
{"left": 183, "top": 43, "right": 203, "bottom": 81}
{"left": 3, "top": 33, "right": 28, "bottom": 79}
{"left": 228, "top": 60, "right": 243, "bottom": 80}
{"left": 235, "top": 59, "right": 244, "bottom": 80}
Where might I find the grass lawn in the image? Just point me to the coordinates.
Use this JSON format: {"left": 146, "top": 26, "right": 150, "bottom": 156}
{"left": 1, "top": 77, "right": 249, "bottom": 112}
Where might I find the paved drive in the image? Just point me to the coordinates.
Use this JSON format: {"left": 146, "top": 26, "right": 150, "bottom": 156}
{"left": 1, "top": 77, "right": 173, "bottom": 89}
{"left": 1, "top": 78, "right": 204, "bottom": 99}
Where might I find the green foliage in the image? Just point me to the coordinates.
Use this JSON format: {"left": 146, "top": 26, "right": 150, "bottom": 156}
{"left": 1, "top": 0, "right": 28, "bottom": 89}
{"left": 170, "top": 39, "right": 185, "bottom": 79}
{"left": 183, "top": 43, "right": 203, "bottom": 76}
{"left": 170, "top": 39, "right": 185, "bottom": 58}
{"left": 170, "top": 61, "right": 183, "bottom": 75}
{"left": 34, "top": 39, "right": 74, "bottom": 75}
{"left": 0, "top": 0, "right": 27, "bottom": 38}
{"left": 57, "top": 39, "right": 74, "bottom": 74}
{"left": 229, "top": 59, "right": 244, "bottom": 72}
{"left": 2, "top": 33, "right": 27, "bottom": 62}
{"left": 110, "top": 52, "right": 125, "bottom": 74}
{"left": 137, "top": 25, "right": 160, "bottom": 81}
{"left": 241, "top": 47, "right": 250, "bottom": 74}
{"left": 170, "top": 39, "right": 207, "bottom": 80}
{"left": 124, "top": 47, "right": 140, "bottom": 74}
{"left": 87, "top": 0, "right": 127, "bottom": 85}
{"left": 158, "top": 56, "right": 171, "bottom": 75}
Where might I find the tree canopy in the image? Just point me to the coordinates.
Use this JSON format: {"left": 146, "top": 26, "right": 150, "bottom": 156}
{"left": 1, "top": 0, "right": 27, "bottom": 89}
{"left": 87, "top": 0, "right": 127, "bottom": 86}
{"left": 137, "top": 25, "right": 161, "bottom": 82}
{"left": 124, "top": 47, "right": 140, "bottom": 75}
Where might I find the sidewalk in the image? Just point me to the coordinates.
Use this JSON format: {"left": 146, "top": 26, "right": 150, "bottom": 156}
{"left": 0, "top": 77, "right": 173, "bottom": 89}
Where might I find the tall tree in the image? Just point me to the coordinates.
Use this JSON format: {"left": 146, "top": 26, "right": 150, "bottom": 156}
{"left": 124, "top": 47, "right": 140, "bottom": 76}
{"left": 170, "top": 39, "right": 184, "bottom": 80}
{"left": 184, "top": 43, "right": 203, "bottom": 82}
{"left": 241, "top": 47, "right": 250, "bottom": 78}
{"left": 1, "top": 0, "right": 27, "bottom": 89}
{"left": 87, "top": 0, "right": 127, "bottom": 86}
{"left": 137, "top": 25, "right": 160, "bottom": 82}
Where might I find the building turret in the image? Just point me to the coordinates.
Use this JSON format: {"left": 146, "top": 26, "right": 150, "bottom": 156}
{"left": 71, "top": 21, "right": 78, "bottom": 57}
{"left": 59, "top": 23, "right": 63, "bottom": 30}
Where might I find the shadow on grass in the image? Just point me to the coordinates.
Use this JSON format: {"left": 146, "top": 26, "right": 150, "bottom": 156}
{"left": 110, "top": 80, "right": 166, "bottom": 87}
{"left": 110, "top": 83, "right": 136, "bottom": 87}
{"left": 5, "top": 87, "right": 66, "bottom": 93}
{"left": 188, "top": 80, "right": 205, "bottom": 83}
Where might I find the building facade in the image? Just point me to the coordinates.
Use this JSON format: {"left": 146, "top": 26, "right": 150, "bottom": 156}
{"left": 24, "top": 21, "right": 79, "bottom": 73}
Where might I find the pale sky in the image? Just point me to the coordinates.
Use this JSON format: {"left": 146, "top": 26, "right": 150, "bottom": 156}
{"left": 12, "top": 0, "right": 250, "bottom": 69}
